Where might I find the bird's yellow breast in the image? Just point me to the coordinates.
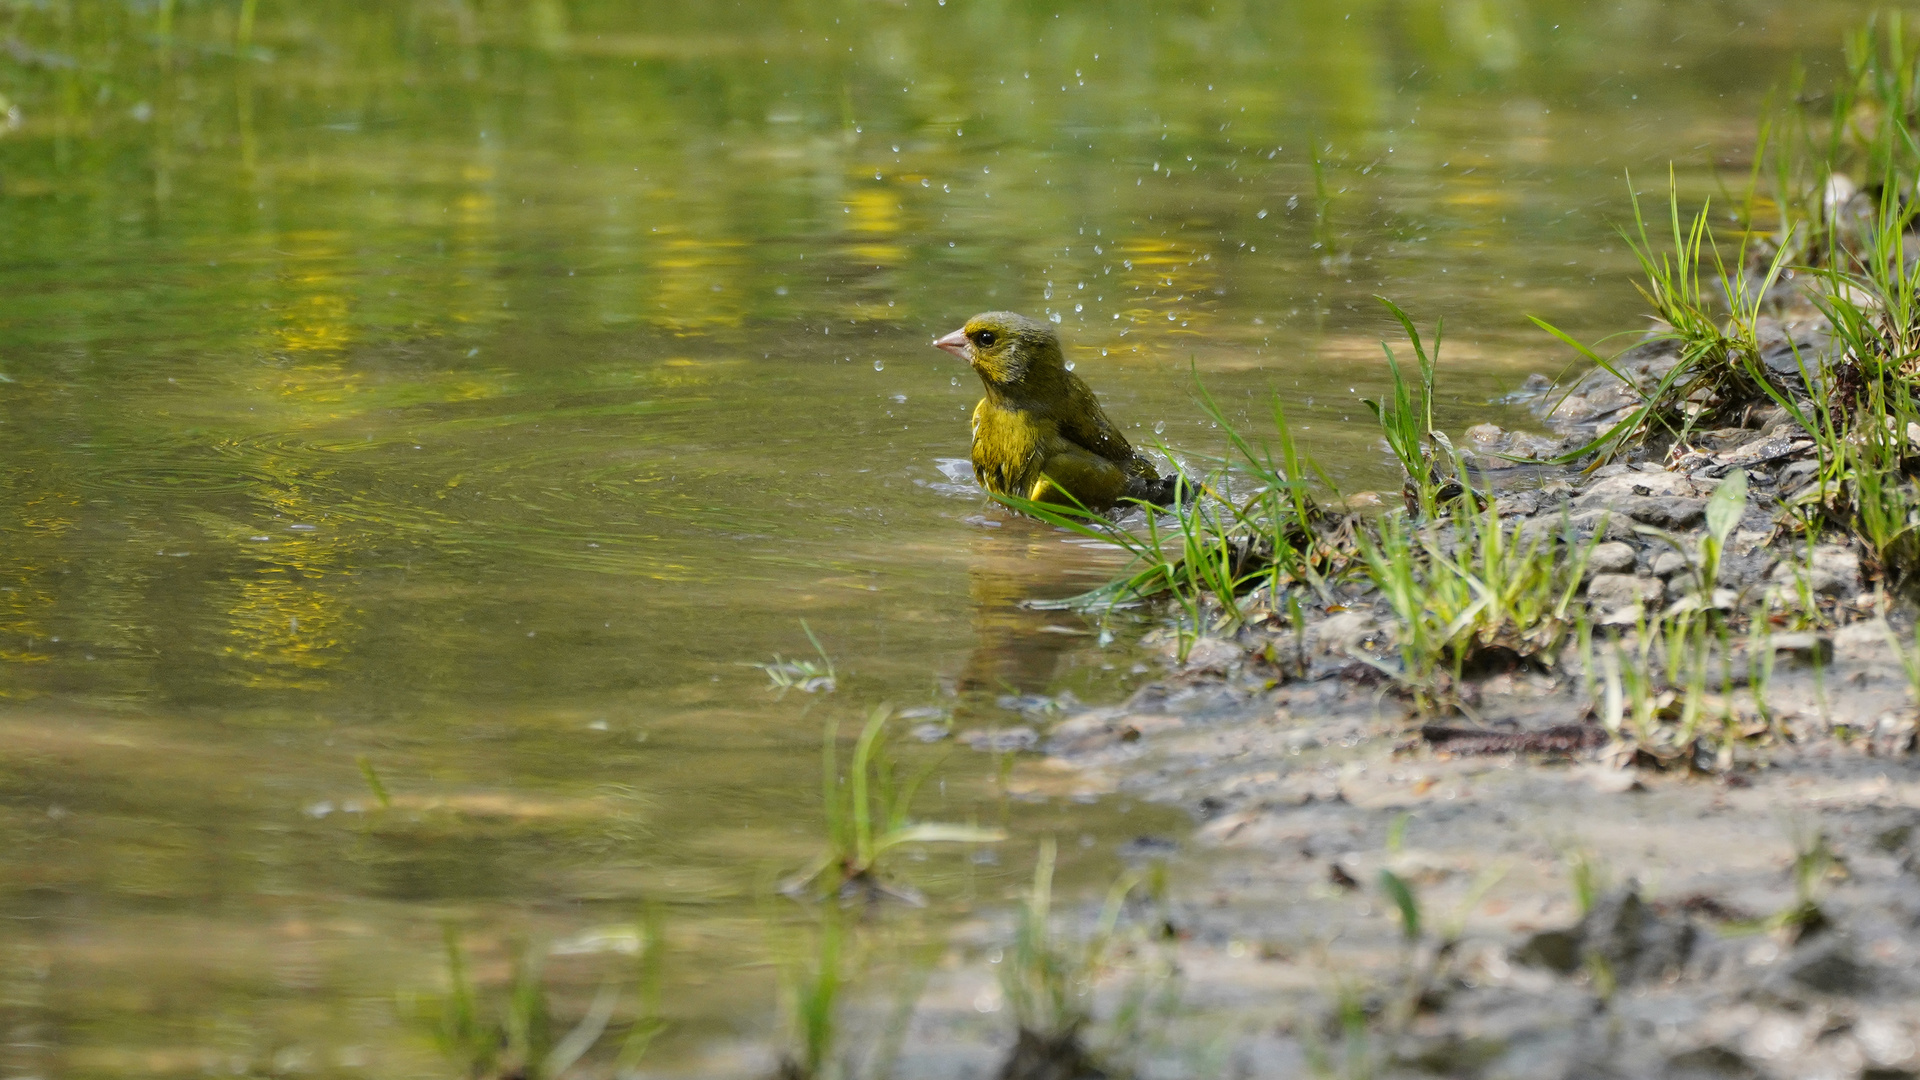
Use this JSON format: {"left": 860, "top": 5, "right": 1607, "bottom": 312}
{"left": 969, "top": 398, "right": 1051, "bottom": 497}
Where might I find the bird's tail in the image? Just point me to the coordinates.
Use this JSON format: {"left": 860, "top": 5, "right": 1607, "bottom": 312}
{"left": 1127, "top": 472, "right": 1188, "bottom": 508}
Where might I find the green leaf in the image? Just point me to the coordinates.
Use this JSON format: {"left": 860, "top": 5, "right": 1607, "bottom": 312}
{"left": 1706, "top": 468, "right": 1749, "bottom": 547}
{"left": 871, "top": 823, "right": 1008, "bottom": 857}
{"left": 357, "top": 754, "right": 391, "bottom": 810}
{"left": 1378, "top": 868, "right": 1422, "bottom": 942}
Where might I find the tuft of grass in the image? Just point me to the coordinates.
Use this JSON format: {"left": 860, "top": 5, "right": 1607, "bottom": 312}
{"left": 1358, "top": 493, "right": 1598, "bottom": 711}
{"left": 1530, "top": 171, "right": 1793, "bottom": 466}
{"left": 787, "top": 705, "right": 1005, "bottom": 902}
{"left": 754, "top": 620, "right": 838, "bottom": 694}
{"left": 1725, "top": 824, "right": 1842, "bottom": 943}
{"left": 767, "top": 885, "right": 941, "bottom": 1080}
{"left": 1564, "top": 848, "right": 1610, "bottom": 917}
{"left": 998, "top": 839, "right": 1174, "bottom": 1073}
{"left": 412, "top": 923, "right": 663, "bottom": 1080}
{"left": 775, "top": 902, "right": 848, "bottom": 1080}
{"left": 1362, "top": 299, "right": 1445, "bottom": 516}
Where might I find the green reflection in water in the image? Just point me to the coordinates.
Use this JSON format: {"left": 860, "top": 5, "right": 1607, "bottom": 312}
{"left": 0, "top": 0, "right": 1874, "bottom": 1074}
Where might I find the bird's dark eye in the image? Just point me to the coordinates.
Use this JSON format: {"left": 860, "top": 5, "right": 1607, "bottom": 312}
{"left": 971, "top": 330, "right": 996, "bottom": 348}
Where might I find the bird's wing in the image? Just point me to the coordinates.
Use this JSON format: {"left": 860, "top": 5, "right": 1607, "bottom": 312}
{"left": 1055, "top": 375, "right": 1139, "bottom": 463}
{"left": 1057, "top": 375, "right": 1156, "bottom": 479}
{"left": 1027, "top": 444, "right": 1132, "bottom": 510}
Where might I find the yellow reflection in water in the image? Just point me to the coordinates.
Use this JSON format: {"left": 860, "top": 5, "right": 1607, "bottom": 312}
{"left": 218, "top": 547, "right": 354, "bottom": 690}
{"left": 273, "top": 231, "right": 354, "bottom": 355}
{"left": 1112, "top": 236, "right": 1218, "bottom": 348}
{"left": 0, "top": 491, "right": 77, "bottom": 666}
{"left": 648, "top": 227, "right": 746, "bottom": 334}
{"left": 842, "top": 185, "right": 906, "bottom": 265}
{"left": 448, "top": 164, "right": 506, "bottom": 326}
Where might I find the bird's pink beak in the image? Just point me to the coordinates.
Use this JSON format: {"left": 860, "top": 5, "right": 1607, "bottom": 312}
{"left": 933, "top": 327, "right": 970, "bottom": 359}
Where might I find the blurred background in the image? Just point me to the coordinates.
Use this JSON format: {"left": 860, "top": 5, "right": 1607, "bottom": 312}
{"left": 0, "top": 0, "right": 1889, "bottom": 1075}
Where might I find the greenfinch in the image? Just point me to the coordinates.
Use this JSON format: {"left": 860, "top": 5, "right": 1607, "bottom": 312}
{"left": 933, "top": 312, "right": 1175, "bottom": 511}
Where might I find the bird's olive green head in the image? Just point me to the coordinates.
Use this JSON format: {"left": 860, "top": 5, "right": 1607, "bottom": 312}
{"left": 932, "top": 311, "right": 1064, "bottom": 389}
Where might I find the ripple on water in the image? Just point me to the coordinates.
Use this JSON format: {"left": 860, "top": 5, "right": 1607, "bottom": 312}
{"left": 193, "top": 413, "right": 717, "bottom": 581}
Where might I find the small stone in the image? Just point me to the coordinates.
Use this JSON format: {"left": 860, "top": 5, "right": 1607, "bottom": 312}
{"left": 962, "top": 727, "right": 1039, "bottom": 752}
{"left": 1567, "top": 508, "right": 1636, "bottom": 543}
{"left": 1811, "top": 545, "right": 1863, "bottom": 596}
{"left": 1777, "top": 458, "right": 1819, "bottom": 493}
{"left": 1465, "top": 422, "right": 1505, "bottom": 443}
{"left": 1663, "top": 1046, "right": 1760, "bottom": 1079}
{"left": 1588, "top": 541, "right": 1638, "bottom": 575}
{"left": 1509, "top": 432, "right": 1566, "bottom": 460}
{"left": 1696, "top": 427, "right": 1753, "bottom": 451}
{"left": 1514, "top": 929, "right": 1582, "bottom": 973}
{"left": 1713, "top": 435, "right": 1809, "bottom": 473}
{"left": 1311, "top": 611, "right": 1387, "bottom": 657}
{"left": 1652, "top": 550, "right": 1691, "bottom": 578}
{"left": 1772, "top": 937, "right": 1889, "bottom": 997}
{"left": 1493, "top": 491, "right": 1542, "bottom": 516}
{"left": 1772, "top": 545, "right": 1863, "bottom": 597}
{"left": 1576, "top": 471, "right": 1698, "bottom": 507}
{"left": 1588, "top": 573, "right": 1665, "bottom": 613}
{"left": 1625, "top": 496, "right": 1707, "bottom": 530}
{"left": 1577, "top": 761, "right": 1646, "bottom": 793}
{"left": 1177, "top": 637, "right": 1243, "bottom": 671}
{"left": 1769, "top": 632, "right": 1834, "bottom": 664}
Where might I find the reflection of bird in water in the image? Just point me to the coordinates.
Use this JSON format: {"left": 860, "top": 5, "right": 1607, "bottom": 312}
{"left": 934, "top": 311, "right": 1176, "bottom": 511}
{"left": 954, "top": 526, "right": 1097, "bottom": 698}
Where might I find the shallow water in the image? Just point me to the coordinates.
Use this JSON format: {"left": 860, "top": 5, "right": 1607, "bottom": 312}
{"left": 0, "top": 1, "right": 1882, "bottom": 1074}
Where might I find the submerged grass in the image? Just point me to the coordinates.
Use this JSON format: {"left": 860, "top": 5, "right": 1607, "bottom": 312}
{"left": 754, "top": 620, "right": 838, "bottom": 694}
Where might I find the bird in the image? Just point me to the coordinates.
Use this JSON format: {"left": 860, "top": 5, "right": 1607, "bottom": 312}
{"left": 932, "top": 311, "right": 1177, "bottom": 511}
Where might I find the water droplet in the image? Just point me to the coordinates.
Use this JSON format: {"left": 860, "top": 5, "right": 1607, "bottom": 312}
{"left": 1065, "top": 360, "right": 1075, "bottom": 370}
{"left": 1074, "top": 303, "right": 1083, "bottom": 313}
{"left": 1257, "top": 209, "right": 1268, "bottom": 219}
{"left": 873, "top": 359, "right": 885, "bottom": 371}
{"left": 1154, "top": 421, "right": 1166, "bottom": 434}
{"left": 951, "top": 376, "right": 960, "bottom": 386}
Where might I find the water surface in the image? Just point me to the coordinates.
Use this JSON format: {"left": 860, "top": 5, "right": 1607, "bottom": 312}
{"left": 0, "top": 1, "right": 1879, "bottom": 1074}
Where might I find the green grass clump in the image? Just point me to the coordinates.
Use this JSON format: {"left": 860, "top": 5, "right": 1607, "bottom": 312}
{"left": 753, "top": 620, "right": 838, "bottom": 694}
{"left": 1358, "top": 493, "right": 1597, "bottom": 711}
{"left": 787, "top": 705, "right": 1005, "bottom": 902}
{"left": 413, "top": 920, "right": 665, "bottom": 1080}
{"left": 998, "top": 840, "right": 1175, "bottom": 1075}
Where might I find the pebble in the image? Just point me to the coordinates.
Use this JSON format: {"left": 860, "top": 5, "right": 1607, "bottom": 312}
{"left": 1770, "top": 545, "right": 1864, "bottom": 597}
{"left": 1586, "top": 573, "right": 1665, "bottom": 617}
{"left": 1587, "top": 541, "right": 1638, "bottom": 575}
{"left": 1652, "top": 550, "right": 1691, "bottom": 578}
